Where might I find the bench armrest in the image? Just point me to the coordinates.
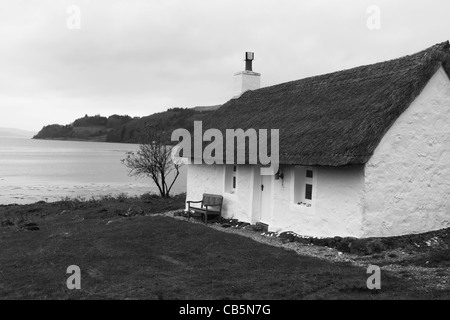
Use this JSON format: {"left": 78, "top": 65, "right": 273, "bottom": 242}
{"left": 187, "top": 200, "right": 203, "bottom": 204}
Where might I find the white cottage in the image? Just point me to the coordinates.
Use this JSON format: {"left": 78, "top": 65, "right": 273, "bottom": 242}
{"left": 186, "top": 42, "right": 450, "bottom": 238}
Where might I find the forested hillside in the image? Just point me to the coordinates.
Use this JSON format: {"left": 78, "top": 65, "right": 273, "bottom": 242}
{"left": 33, "top": 106, "right": 220, "bottom": 143}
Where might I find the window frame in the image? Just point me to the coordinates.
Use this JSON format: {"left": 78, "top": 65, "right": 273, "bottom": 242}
{"left": 293, "top": 166, "right": 315, "bottom": 207}
{"left": 224, "top": 165, "right": 237, "bottom": 194}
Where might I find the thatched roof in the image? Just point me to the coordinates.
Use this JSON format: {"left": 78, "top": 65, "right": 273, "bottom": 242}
{"left": 203, "top": 41, "right": 450, "bottom": 166}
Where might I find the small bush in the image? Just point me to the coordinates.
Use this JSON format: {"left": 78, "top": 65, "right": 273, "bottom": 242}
{"left": 140, "top": 193, "right": 160, "bottom": 201}
{"left": 117, "top": 193, "right": 129, "bottom": 202}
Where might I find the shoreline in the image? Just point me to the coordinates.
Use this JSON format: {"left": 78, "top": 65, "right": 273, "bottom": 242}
{"left": 0, "top": 181, "right": 165, "bottom": 206}
{"left": 0, "top": 186, "right": 187, "bottom": 206}
{"left": 32, "top": 136, "right": 112, "bottom": 143}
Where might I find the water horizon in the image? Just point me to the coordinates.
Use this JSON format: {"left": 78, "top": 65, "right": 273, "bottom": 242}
{"left": 0, "top": 137, "right": 187, "bottom": 205}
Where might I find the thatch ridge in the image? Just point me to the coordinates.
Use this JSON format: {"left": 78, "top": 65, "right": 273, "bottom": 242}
{"left": 201, "top": 41, "right": 450, "bottom": 166}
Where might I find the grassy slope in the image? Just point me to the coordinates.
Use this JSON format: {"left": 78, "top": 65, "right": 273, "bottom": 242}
{"left": 0, "top": 195, "right": 449, "bottom": 300}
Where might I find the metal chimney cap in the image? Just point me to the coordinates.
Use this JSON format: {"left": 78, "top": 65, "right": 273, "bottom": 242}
{"left": 245, "top": 52, "right": 254, "bottom": 61}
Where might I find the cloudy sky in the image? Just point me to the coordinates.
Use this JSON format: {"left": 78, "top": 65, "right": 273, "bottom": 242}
{"left": 1, "top": 0, "right": 450, "bottom": 131}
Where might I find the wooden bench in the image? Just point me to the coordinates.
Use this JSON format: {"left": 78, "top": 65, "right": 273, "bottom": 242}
{"left": 186, "top": 193, "right": 223, "bottom": 224}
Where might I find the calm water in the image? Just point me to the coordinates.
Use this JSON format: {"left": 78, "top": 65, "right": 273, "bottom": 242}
{"left": 0, "top": 137, "right": 186, "bottom": 205}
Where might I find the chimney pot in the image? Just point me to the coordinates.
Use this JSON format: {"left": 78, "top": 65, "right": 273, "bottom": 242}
{"left": 245, "top": 52, "right": 254, "bottom": 71}
{"left": 233, "top": 52, "right": 261, "bottom": 98}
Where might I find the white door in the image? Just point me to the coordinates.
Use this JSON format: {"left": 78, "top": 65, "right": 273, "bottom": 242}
{"left": 259, "top": 174, "right": 272, "bottom": 224}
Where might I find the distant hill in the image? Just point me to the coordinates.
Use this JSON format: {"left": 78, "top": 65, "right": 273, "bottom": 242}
{"left": 33, "top": 106, "right": 221, "bottom": 144}
{"left": 0, "top": 127, "right": 37, "bottom": 138}
{"left": 193, "top": 105, "right": 221, "bottom": 112}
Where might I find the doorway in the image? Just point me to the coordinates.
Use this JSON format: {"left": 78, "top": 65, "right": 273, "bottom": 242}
{"left": 259, "top": 174, "right": 273, "bottom": 224}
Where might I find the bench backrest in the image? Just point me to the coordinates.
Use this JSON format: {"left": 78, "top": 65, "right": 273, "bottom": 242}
{"left": 202, "top": 193, "right": 223, "bottom": 207}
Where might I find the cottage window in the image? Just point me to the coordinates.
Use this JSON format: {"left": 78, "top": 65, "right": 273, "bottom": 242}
{"left": 224, "top": 165, "right": 237, "bottom": 194}
{"left": 294, "top": 167, "right": 314, "bottom": 206}
{"left": 305, "top": 184, "right": 313, "bottom": 200}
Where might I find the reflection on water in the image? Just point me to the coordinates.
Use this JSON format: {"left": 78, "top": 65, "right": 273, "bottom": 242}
{"left": 0, "top": 137, "right": 187, "bottom": 204}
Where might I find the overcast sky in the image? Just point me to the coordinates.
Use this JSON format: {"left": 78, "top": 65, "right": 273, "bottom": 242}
{"left": 1, "top": 0, "right": 450, "bottom": 131}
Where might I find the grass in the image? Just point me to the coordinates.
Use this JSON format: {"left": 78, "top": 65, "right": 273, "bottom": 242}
{"left": 397, "top": 248, "right": 450, "bottom": 268}
{"left": 1, "top": 194, "right": 449, "bottom": 299}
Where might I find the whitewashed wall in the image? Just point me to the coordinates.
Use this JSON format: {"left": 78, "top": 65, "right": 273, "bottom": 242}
{"left": 185, "top": 164, "right": 223, "bottom": 210}
{"left": 187, "top": 163, "right": 365, "bottom": 237}
{"left": 363, "top": 67, "right": 450, "bottom": 237}
{"left": 269, "top": 165, "right": 365, "bottom": 237}
{"left": 186, "top": 164, "right": 254, "bottom": 222}
{"left": 222, "top": 165, "right": 255, "bottom": 222}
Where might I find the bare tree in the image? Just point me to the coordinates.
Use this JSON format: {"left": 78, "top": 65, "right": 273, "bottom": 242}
{"left": 121, "top": 125, "right": 182, "bottom": 198}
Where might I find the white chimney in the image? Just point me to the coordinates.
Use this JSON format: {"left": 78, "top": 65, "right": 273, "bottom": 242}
{"left": 233, "top": 52, "right": 261, "bottom": 98}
